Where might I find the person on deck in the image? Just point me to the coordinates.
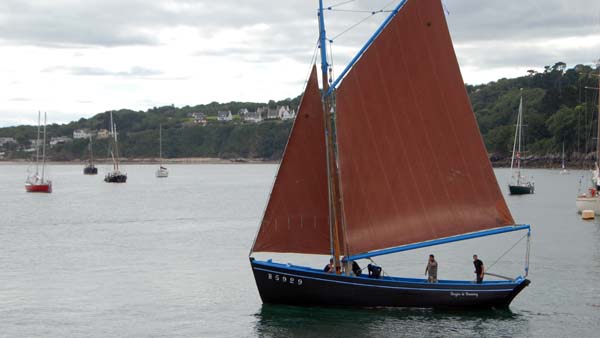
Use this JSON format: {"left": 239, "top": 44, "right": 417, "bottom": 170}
{"left": 323, "top": 258, "right": 334, "bottom": 273}
{"left": 425, "top": 254, "right": 438, "bottom": 283}
{"left": 473, "top": 254, "right": 484, "bottom": 283}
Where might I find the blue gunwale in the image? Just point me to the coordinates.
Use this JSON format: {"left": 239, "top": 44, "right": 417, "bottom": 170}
{"left": 252, "top": 259, "right": 524, "bottom": 290}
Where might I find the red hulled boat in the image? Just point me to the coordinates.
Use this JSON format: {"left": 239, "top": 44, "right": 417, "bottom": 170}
{"left": 25, "top": 111, "right": 52, "bottom": 193}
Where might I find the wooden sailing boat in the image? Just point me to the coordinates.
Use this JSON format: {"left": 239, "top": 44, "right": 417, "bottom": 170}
{"left": 104, "top": 111, "right": 127, "bottom": 183}
{"left": 155, "top": 124, "right": 168, "bottom": 178}
{"left": 83, "top": 135, "right": 98, "bottom": 175}
{"left": 508, "top": 89, "right": 534, "bottom": 195}
{"left": 25, "top": 112, "right": 52, "bottom": 193}
{"left": 576, "top": 60, "right": 600, "bottom": 214}
{"left": 249, "top": 0, "right": 531, "bottom": 309}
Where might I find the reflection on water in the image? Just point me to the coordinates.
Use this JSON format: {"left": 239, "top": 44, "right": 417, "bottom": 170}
{"left": 254, "top": 304, "right": 527, "bottom": 338}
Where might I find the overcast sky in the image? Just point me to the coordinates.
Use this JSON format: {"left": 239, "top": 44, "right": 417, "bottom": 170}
{"left": 1, "top": 0, "right": 599, "bottom": 127}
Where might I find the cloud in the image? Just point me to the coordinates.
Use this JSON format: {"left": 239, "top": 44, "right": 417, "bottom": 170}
{"left": 42, "top": 66, "right": 163, "bottom": 77}
{"left": 0, "top": 0, "right": 598, "bottom": 127}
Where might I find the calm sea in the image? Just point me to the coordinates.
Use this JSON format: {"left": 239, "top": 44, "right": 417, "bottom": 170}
{"left": 0, "top": 164, "right": 598, "bottom": 337}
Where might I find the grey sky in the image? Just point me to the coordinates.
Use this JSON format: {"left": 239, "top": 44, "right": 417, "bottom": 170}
{"left": 0, "top": 0, "right": 598, "bottom": 126}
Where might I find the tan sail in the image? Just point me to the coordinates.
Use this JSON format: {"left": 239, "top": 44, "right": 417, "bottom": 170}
{"left": 252, "top": 66, "right": 330, "bottom": 254}
{"left": 334, "top": 0, "right": 514, "bottom": 256}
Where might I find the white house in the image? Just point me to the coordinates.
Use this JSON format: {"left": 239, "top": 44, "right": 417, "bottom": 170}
{"left": 265, "top": 108, "right": 278, "bottom": 120}
{"left": 277, "top": 106, "right": 296, "bottom": 120}
{"left": 243, "top": 111, "right": 263, "bottom": 123}
{"left": 0, "top": 137, "right": 17, "bottom": 147}
{"left": 217, "top": 110, "right": 233, "bottom": 122}
{"left": 191, "top": 112, "right": 207, "bottom": 124}
{"left": 50, "top": 136, "right": 73, "bottom": 147}
{"left": 73, "top": 129, "right": 95, "bottom": 139}
{"left": 96, "top": 129, "right": 111, "bottom": 139}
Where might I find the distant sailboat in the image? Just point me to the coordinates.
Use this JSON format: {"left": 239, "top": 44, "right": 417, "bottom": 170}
{"left": 576, "top": 60, "right": 600, "bottom": 214}
{"left": 508, "top": 89, "right": 534, "bottom": 195}
{"left": 560, "top": 142, "right": 569, "bottom": 175}
{"left": 104, "top": 111, "right": 127, "bottom": 183}
{"left": 249, "top": 0, "right": 531, "bottom": 309}
{"left": 156, "top": 124, "right": 168, "bottom": 178}
{"left": 83, "top": 135, "right": 98, "bottom": 175}
{"left": 25, "top": 112, "right": 52, "bottom": 193}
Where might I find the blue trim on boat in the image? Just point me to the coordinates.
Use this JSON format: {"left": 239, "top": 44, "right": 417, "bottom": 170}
{"left": 253, "top": 259, "right": 523, "bottom": 288}
{"left": 253, "top": 266, "right": 517, "bottom": 293}
{"left": 345, "top": 225, "right": 531, "bottom": 261}
{"left": 325, "top": 0, "right": 409, "bottom": 97}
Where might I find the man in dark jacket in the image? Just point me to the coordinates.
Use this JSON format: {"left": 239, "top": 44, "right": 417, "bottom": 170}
{"left": 473, "top": 254, "right": 484, "bottom": 283}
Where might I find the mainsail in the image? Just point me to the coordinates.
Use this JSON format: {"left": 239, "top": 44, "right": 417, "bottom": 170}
{"left": 334, "top": 0, "right": 514, "bottom": 256}
{"left": 252, "top": 66, "right": 330, "bottom": 254}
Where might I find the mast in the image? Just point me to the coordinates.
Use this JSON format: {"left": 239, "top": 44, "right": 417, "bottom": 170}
{"left": 159, "top": 124, "right": 163, "bottom": 165}
{"left": 597, "top": 59, "right": 600, "bottom": 166}
{"left": 41, "top": 112, "right": 47, "bottom": 181}
{"left": 89, "top": 135, "right": 94, "bottom": 166}
{"left": 517, "top": 89, "right": 523, "bottom": 183}
{"left": 109, "top": 111, "right": 119, "bottom": 171}
{"left": 35, "top": 111, "right": 41, "bottom": 176}
{"left": 318, "top": 0, "right": 344, "bottom": 273}
{"left": 562, "top": 142, "right": 565, "bottom": 169}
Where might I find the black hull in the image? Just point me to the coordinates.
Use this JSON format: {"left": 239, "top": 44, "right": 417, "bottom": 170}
{"left": 508, "top": 185, "right": 534, "bottom": 195}
{"left": 104, "top": 173, "right": 127, "bottom": 183}
{"left": 251, "top": 259, "right": 529, "bottom": 309}
{"left": 84, "top": 166, "right": 98, "bottom": 175}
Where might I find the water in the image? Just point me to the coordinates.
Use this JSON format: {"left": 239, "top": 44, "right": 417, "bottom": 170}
{"left": 0, "top": 164, "right": 599, "bottom": 337}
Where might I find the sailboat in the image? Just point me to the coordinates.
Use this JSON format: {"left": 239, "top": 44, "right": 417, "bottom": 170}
{"left": 83, "top": 135, "right": 98, "bottom": 175}
{"left": 249, "top": 0, "right": 531, "bottom": 309}
{"left": 559, "top": 143, "right": 569, "bottom": 175}
{"left": 156, "top": 124, "right": 168, "bottom": 178}
{"left": 104, "top": 111, "right": 127, "bottom": 183}
{"left": 508, "top": 89, "right": 534, "bottom": 195}
{"left": 25, "top": 112, "right": 52, "bottom": 193}
{"left": 576, "top": 60, "right": 600, "bottom": 214}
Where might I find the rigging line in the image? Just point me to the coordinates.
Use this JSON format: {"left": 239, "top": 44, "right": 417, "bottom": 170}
{"left": 326, "top": 0, "right": 355, "bottom": 10}
{"left": 328, "top": 0, "right": 399, "bottom": 41}
{"left": 486, "top": 233, "right": 528, "bottom": 273}
{"left": 330, "top": 12, "right": 379, "bottom": 41}
{"left": 302, "top": 39, "right": 321, "bottom": 96}
{"left": 328, "top": 9, "right": 393, "bottom": 13}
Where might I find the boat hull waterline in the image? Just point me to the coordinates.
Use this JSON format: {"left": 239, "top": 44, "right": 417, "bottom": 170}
{"left": 509, "top": 185, "right": 534, "bottom": 195}
{"left": 251, "top": 259, "right": 530, "bottom": 309}
{"left": 84, "top": 166, "right": 98, "bottom": 175}
{"left": 104, "top": 173, "right": 127, "bottom": 183}
{"left": 25, "top": 183, "right": 52, "bottom": 193}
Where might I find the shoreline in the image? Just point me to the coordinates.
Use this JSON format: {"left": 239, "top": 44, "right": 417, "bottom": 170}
{"left": 0, "top": 157, "right": 594, "bottom": 169}
{"left": 0, "top": 157, "right": 278, "bottom": 165}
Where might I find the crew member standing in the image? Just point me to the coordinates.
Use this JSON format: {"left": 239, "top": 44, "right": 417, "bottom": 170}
{"left": 473, "top": 254, "right": 484, "bottom": 283}
{"left": 425, "top": 254, "right": 438, "bottom": 283}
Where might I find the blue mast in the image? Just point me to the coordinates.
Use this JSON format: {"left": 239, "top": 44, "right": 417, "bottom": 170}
{"left": 318, "top": 0, "right": 329, "bottom": 92}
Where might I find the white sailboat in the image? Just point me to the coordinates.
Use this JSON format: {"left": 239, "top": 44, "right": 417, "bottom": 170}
{"left": 560, "top": 142, "right": 569, "bottom": 175}
{"left": 576, "top": 60, "right": 600, "bottom": 214}
{"left": 25, "top": 111, "right": 52, "bottom": 193}
{"left": 508, "top": 89, "right": 534, "bottom": 195}
{"left": 156, "top": 124, "right": 168, "bottom": 178}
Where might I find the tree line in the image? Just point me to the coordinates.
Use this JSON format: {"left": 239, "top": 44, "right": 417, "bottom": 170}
{"left": 1, "top": 62, "right": 599, "bottom": 162}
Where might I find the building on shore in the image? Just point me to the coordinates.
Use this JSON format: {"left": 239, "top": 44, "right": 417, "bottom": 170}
{"left": 50, "top": 136, "right": 73, "bottom": 147}
{"left": 0, "top": 137, "right": 17, "bottom": 147}
{"left": 217, "top": 111, "right": 233, "bottom": 122}
{"left": 73, "top": 129, "right": 96, "bottom": 139}
{"left": 96, "top": 129, "right": 111, "bottom": 139}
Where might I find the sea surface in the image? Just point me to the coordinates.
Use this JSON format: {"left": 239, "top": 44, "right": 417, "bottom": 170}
{"left": 0, "top": 164, "right": 599, "bottom": 338}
